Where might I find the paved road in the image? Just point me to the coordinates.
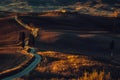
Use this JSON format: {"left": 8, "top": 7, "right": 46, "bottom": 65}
{"left": 0, "top": 16, "right": 42, "bottom": 80}
{"left": 2, "top": 48, "right": 42, "bottom": 80}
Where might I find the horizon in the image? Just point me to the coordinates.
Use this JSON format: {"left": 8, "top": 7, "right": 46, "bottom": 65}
{"left": 0, "top": 0, "right": 119, "bottom": 13}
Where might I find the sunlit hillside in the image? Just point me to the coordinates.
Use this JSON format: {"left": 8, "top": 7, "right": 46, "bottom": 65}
{"left": 18, "top": 51, "right": 119, "bottom": 80}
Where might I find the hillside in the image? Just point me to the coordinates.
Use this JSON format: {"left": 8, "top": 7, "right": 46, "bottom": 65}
{"left": 0, "top": 11, "right": 120, "bottom": 79}
{"left": 0, "top": 0, "right": 119, "bottom": 15}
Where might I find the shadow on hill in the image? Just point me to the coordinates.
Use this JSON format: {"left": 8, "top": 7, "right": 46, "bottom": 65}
{"left": 0, "top": 18, "right": 31, "bottom": 43}
{"left": 19, "top": 13, "right": 120, "bottom": 33}
{"left": 36, "top": 33, "right": 114, "bottom": 55}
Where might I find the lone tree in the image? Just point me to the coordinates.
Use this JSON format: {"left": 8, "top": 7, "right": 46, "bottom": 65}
{"left": 110, "top": 40, "right": 114, "bottom": 57}
{"left": 19, "top": 32, "right": 25, "bottom": 49}
{"left": 28, "top": 33, "right": 35, "bottom": 47}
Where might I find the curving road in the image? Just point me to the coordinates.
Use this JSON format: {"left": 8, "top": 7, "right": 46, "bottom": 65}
{"left": 2, "top": 48, "right": 42, "bottom": 80}
{"left": 2, "top": 16, "right": 42, "bottom": 80}
{"left": 0, "top": 16, "right": 42, "bottom": 80}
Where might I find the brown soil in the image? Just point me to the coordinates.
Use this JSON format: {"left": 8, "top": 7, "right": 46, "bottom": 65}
{"left": 0, "top": 53, "right": 27, "bottom": 72}
{"left": 0, "top": 14, "right": 29, "bottom": 73}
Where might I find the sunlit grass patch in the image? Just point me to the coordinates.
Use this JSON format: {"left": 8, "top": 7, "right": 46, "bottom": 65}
{"left": 79, "top": 70, "right": 111, "bottom": 80}
{"left": 24, "top": 51, "right": 120, "bottom": 80}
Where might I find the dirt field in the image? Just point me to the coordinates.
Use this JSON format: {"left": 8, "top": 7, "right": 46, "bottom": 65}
{"left": 0, "top": 50, "right": 27, "bottom": 72}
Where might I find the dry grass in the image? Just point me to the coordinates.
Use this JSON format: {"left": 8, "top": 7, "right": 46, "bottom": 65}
{"left": 79, "top": 70, "right": 111, "bottom": 80}
{"left": 20, "top": 51, "right": 120, "bottom": 80}
{"left": 36, "top": 51, "right": 103, "bottom": 74}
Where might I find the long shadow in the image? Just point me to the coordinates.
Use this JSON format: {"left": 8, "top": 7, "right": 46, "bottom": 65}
{"left": 36, "top": 33, "right": 113, "bottom": 55}
{"left": 19, "top": 13, "right": 120, "bottom": 33}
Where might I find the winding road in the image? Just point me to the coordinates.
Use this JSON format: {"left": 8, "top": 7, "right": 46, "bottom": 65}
{"left": 1, "top": 16, "right": 42, "bottom": 80}
{"left": 2, "top": 48, "right": 42, "bottom": 80}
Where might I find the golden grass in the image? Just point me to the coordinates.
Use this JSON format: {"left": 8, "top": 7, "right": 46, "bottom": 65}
{"left": 19, "top": 51, "right": 120, "bottom": 80}
{"left": 36, "top": 51, "right": 104, "bottom": 77}
{"left": 47, "top": 70, "right": 111, "bottom": 80}
{"left": 78, "top": 70, "right": 111, "bottom": 80}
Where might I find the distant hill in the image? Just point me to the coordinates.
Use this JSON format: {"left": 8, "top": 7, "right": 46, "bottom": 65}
{"left": 0, "top": 0, "right": 119, "bottom": 13}
{"left": 0, "top": 0, "right": 120, "bottom": 6}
